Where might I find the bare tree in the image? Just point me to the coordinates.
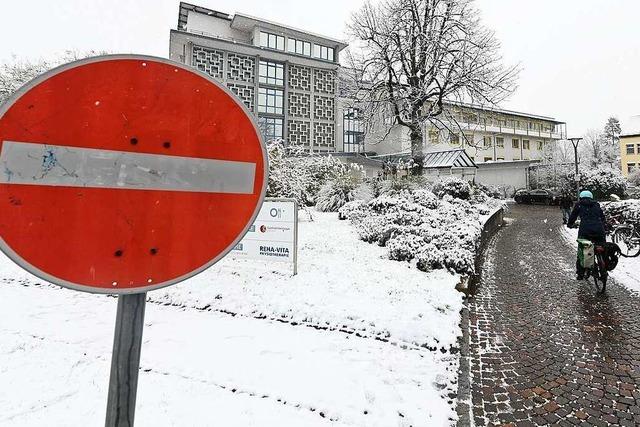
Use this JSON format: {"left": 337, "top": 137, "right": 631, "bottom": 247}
{"left": 580, "top": 129, "right": 618, "bottom": 169}
{"left": 347, "top": 0, "right": 518, "bottom": 171}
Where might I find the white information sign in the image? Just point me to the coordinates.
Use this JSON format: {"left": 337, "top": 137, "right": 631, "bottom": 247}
{"left": 230, "top": 198, "right": 298, "bottom": 274}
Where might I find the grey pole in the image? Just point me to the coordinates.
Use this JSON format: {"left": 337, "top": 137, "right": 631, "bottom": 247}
{"left": 105, "top": 293, "right": 147, "bottom": 427}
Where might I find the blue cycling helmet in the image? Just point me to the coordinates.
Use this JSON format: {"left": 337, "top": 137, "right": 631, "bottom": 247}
{"left": 579, "top": 190, "right": 593, "bottom": 199}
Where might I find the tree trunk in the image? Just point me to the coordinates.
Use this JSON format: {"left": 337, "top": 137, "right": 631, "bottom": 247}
{"left": 410, "top": 126, "right": 424, "bottom": 175}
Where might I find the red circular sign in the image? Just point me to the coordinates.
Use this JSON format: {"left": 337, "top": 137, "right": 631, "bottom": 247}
{"left": 0, "top": 55, "right": 267, "bottom": 293}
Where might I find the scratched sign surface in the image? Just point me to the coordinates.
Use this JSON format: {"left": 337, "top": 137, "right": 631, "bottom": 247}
{"left": 0, "top": 55, "right": 267, "bottom": 294}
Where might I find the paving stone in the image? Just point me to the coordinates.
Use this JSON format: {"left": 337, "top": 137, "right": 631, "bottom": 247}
{"left": 462, "top": 205, "right": 640, "bottom": 426}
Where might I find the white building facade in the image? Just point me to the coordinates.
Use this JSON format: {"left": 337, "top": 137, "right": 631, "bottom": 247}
{"left": 169, "top": 2, "right": 348, "bottom": 152}
{"left": 363, "top": 103, "right": 566, "bottom": 164}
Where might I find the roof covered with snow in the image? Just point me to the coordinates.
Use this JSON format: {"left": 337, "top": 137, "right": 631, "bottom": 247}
{"left": 621, "top": 115, "right": 640, "bottom": 137}
{"left": 423, "top": 149, "right": 478, "bottom": 169}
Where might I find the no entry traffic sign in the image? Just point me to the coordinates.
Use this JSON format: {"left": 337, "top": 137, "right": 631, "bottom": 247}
{"left": 0, "top": 55, "right": 268, "bottom": 294}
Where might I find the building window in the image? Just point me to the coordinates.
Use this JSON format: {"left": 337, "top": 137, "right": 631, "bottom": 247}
{"left": 258, "top": 88, "right": 284, "bottom": 114}
{"left": 343, "top": 108, "right": 365, "bottom": 153}
{"left": 259, "top": 61, "right": 284, "bottom": 86}
{"left": 497, "top": 157, "right": 505, "bottom": 161}
{"left": 537, "top": 141, "right": 544, "bottom": 150}
{"left": 628, "top": 163, "right": 637, "bottom": 174}
{"left": 313, "top": 44, "right": 334, "bottom": 61}
{"left": 463, "top": 133, "right": 474, "bottom": 146}
{"left": 523, "top": 139, "right": 530, "bottom": 150}
{"left": 512, "top": 138, "right": 520, "bottom": 149}
{"left": 258, "top": 117, "right": 283, "bottom": 141}
{"left": 627, "top": 144, "right": 635, "bottom": 155}
{"left": 260, "top": 32, "right": 285, "bottom": 51}
{"left": 450, "top": 133, "right": 460, "bottom": 145}
{"left": 483, "top": 136, "right": 492, "bottom": 148}
{"left": 496, "top": 137, "right": 504, "bottom": 148}
{"left": 484, "top": 157, "right": 493, "bottom": 162}
{"left": 428, "top": 129, "right": 440, "bottom": 144}
{"left": 637, "top": 144, "right": 640, "bottom": 154}
{"left": 287, "top": 38, "right": 312, "bottom": 56}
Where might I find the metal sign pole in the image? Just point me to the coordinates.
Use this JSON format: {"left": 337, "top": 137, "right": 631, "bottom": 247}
{"left": 293, "top": 200, "right": 298, "bottom": 276}
{"left": 105, "top": 293, "right": 147, "bottom": 427}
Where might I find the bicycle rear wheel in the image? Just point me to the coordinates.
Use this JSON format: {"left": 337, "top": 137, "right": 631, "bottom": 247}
{"left": 613, "top": 227, "right": 640, "bottom": 258}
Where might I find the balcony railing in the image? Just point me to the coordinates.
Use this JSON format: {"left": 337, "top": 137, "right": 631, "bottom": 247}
{"left": 437, "top": 120, "right": 565, "bottom": 140}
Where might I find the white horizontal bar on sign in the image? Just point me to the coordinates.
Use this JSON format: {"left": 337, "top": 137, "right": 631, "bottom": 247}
{"left": 0, "top": 141, "right": 256, "bottom": 194}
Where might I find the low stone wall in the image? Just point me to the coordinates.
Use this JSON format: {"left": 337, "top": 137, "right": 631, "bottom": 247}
{"left": 455, "top": 207, "right": 504, "bottom": 426}
{"left": 456, "top": 207, "right": 505, "bottom": 295}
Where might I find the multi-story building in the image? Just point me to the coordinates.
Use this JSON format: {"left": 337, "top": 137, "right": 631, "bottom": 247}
{"left": 169, "top": 3, "right": 564, "bottom": 166}
{"left": 362, "top": 102, "right": 566, "bottom": 164}
{"left": 169, "top": 2, "right": 347, "bottom": 152}
{"left": 620, "top": 115, "right": 640, "bottom": 177}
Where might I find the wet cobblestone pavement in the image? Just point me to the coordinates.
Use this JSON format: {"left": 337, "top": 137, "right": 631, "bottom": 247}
{"left": 466, "top": 204, "right": 640, "bottom": 426}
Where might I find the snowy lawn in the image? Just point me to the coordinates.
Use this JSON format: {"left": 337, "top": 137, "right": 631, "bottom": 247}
{"left": 0, "top": 211, "right": 465, "bottom": 426}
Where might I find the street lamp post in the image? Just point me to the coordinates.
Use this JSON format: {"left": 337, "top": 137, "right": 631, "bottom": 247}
{"left": 568, "top": 137, "right": 583, "bottom": 192}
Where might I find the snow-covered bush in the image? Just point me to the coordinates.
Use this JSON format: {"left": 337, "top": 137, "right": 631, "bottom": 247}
{"left": 580, "top": 167, "right": 626, "bottom": 199}
{"left": 341, "top": 186, "right": 500, "bottom": 275}
{"left": 433, "top": 178, "right": 471, "bottom": 200}
{"left": 266, "top": 140, "right": 353, "bottom": 207}
{"left": 379, "top": 178, "right": 413, "bottom": 196}
{"left": 315, "top": 174, "right": 359, "bottom": 212}
{"left": 603, "top": 200, "right": 640, "bottom": 228}
{"left": 628, "top": 170, "right": 640, "bottom": 187}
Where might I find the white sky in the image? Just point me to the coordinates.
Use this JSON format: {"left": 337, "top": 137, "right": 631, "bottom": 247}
{"left": 1, "top": 0, "right": 638, "bottom": 136}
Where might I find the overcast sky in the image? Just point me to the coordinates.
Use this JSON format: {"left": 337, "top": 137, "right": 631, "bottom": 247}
{"left": 1, "top": 0, "right": 638, "bottom": 136}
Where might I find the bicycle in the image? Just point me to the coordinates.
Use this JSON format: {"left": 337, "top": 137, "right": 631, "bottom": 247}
{"left": 569, "top": 222, "right": 610, "bottom": 294}
{"left": 610, "top": 222, "right": 640, "bottom": 258}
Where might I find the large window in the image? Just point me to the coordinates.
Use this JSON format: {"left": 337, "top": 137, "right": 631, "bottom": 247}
{"left": 523, "top": 139, "right": 530, "bottom": 150}
{"left": 512, "top": 138, "right": 520, "bottom": 149}
{"left": 537, "top": 141, "right": 544, "bottom": 151}
{"left": 496, "top": 137, "right": 504, "bottom": 148}
{"left": 628, "top": 163, "right": 637, "bottom": 174}
{"left": 259, "top": 61, "right": 284, "bottom": 86}
{"left": 343, "top": 108, "right": 365, "bottom": 153}
{"left": 258, "top": 117, "right": 284, "bottom": 141}
{"left": 258, "top": 88, "right": 284, "bottom": 115}
{"left": 313, "top": 44, "right": 334, "bottom": 61}
{"left": 483, "top": 136, "right": 492, "bottom": 148}
{"left": 450, "top": 133, "right": 460, "bottom": 145}
{"left": 287, "top": 38, "right": 312, "bottom": 56}
{"left": 260, "top": 32, "right": 285, "bottom": 51}
{"left": 628, "top": 144, "right": 636, "bottom": 155}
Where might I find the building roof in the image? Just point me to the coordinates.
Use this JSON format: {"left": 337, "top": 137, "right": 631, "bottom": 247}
{"left": 366, "top": 149, "right": 478, "bottom": 169}
{"left": 445, "top": 101, "right": 564, "bottom": 124}
{"left": 423, "top": 149, "right": 478, "bottom": 169}
{"left": 621, "top": 115, "right": 640, "bottom": 137}
{"left": 178, "top": 2, "right": 231, "bottom": 30}
{"left": 178, "top": 2, "right": 348, "bottom": 51}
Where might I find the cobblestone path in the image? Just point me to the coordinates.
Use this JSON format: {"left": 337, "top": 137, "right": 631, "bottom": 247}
{"left": 466, "top": 204, "right": 640, "bottom": 426}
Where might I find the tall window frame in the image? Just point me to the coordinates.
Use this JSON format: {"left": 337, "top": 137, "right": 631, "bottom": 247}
{"left": 343, "top": 108, "right": 365, "bottom": 153}
{"left": 258, "top": 87, "right": 284, "bottom": 115}
{"left": 260, "top": 31, "right": 285, "bottom": 51}
{"left": 259, "top": 60, "right": 284, "bottom": 86}
{"left": 258, "top": 117, "right": 284, "bottom": 141}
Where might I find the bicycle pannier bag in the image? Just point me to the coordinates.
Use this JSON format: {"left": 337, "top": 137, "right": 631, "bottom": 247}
{"left": 577, "top": 239, "right": 595, "bottom": 269}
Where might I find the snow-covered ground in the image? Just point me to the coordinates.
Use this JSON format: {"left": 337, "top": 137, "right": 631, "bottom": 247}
{"left": 0, "top": 212, "right": 463, "bottom": 426}
{"left": 561, "top": 226, "right": 640, "bottom": 294}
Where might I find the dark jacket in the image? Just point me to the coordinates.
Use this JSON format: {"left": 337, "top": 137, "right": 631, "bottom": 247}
{"left": 568, "top": 198, "right": 606, "bottom": 239}
{"left": 560, "top": 196, "right": 574, "bottom": 210}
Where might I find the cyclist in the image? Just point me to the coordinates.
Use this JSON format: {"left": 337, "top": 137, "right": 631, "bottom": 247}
{"left": 567, "top": 190, "right": 607, "bottom": 280}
